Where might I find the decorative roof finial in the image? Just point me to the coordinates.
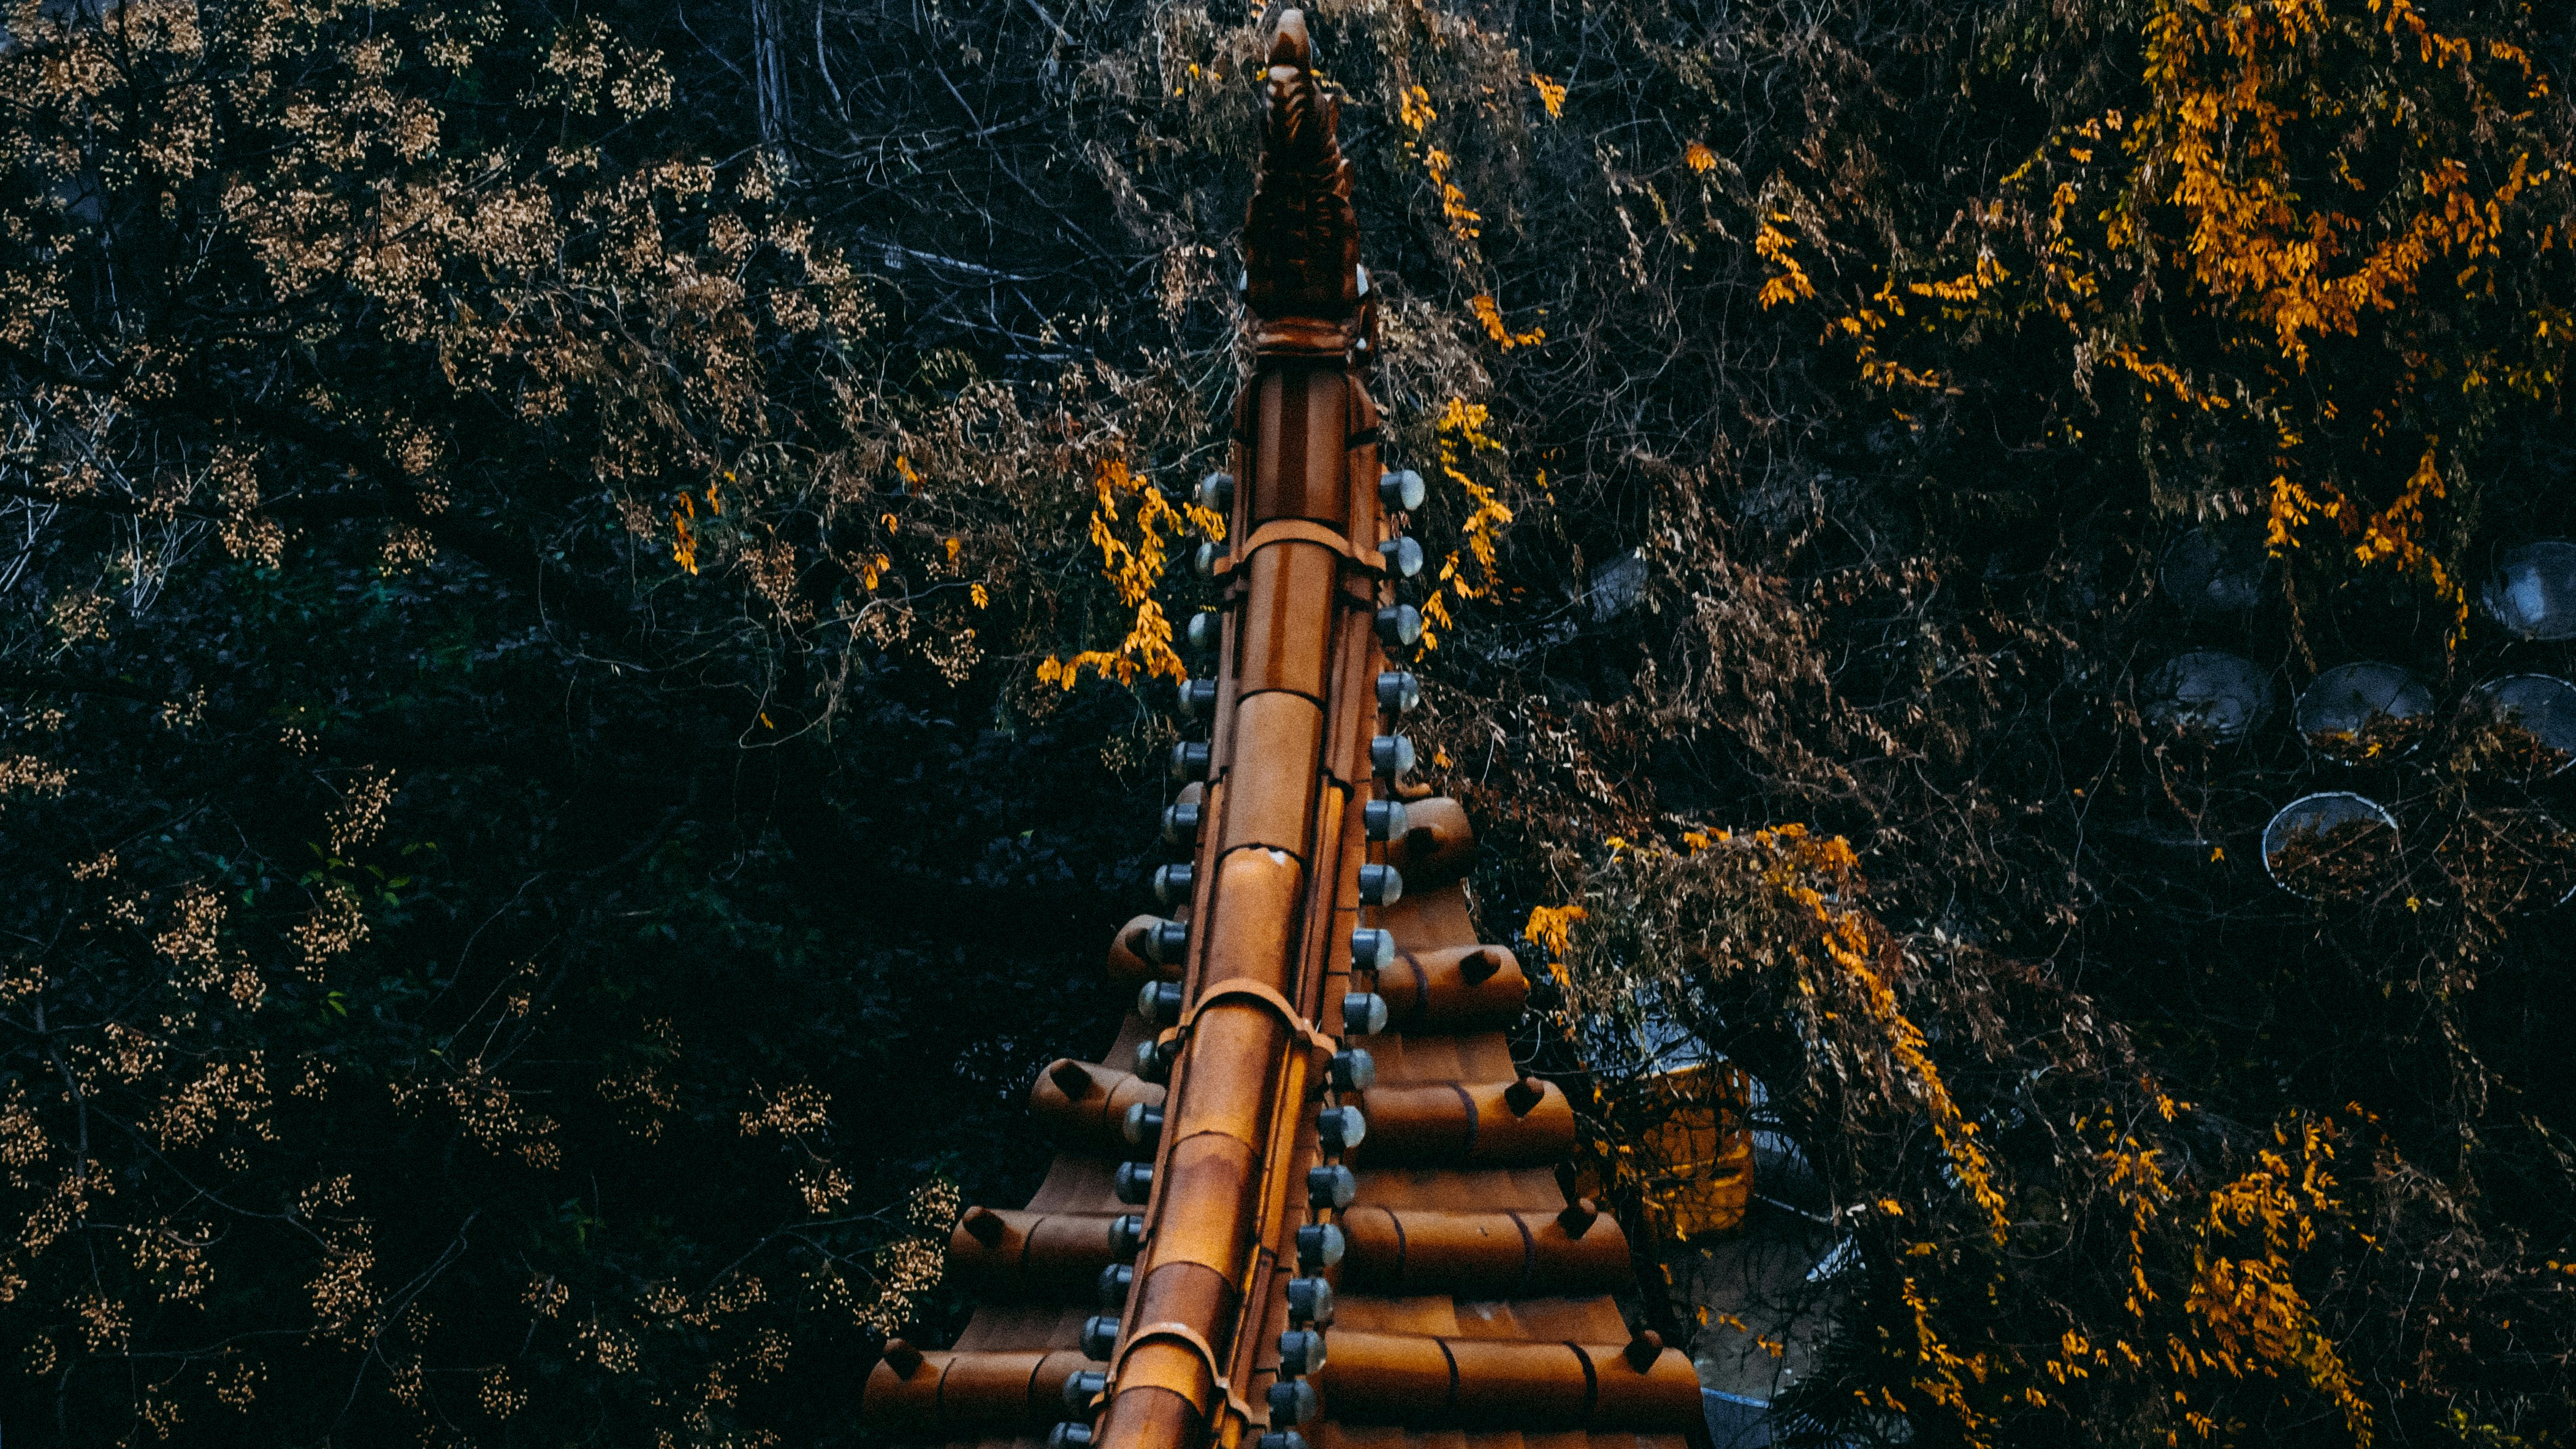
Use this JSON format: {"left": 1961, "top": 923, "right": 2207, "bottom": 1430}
{"left": 1245, "top": 9, "right": 1364, "bottom": 345}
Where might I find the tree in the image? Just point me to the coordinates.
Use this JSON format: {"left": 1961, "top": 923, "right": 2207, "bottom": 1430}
{"left": 0, "top": 3, "right": 1159, "bottom": 1442}
{"left": 8, "top": 0, "right": 2575, "bottom": 1445}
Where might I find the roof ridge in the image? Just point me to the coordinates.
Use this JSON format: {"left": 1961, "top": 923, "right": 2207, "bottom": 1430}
{"left": 860, "top": 12, "right": 1707, "bottom": 1448}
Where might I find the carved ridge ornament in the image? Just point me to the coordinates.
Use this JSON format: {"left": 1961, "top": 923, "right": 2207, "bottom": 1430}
{"left": 859, "top": 12, "right": 1705, "bottom": 1449}
{"left": 1244, "top": 13, "right": 1363, "bottom": 346}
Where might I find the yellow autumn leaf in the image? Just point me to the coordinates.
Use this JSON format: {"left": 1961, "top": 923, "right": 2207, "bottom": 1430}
{"left": 1528, "top": 72, "right": 1566, "bottom": 119}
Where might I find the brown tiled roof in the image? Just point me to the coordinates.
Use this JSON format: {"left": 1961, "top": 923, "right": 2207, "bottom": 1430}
{"left": 860, "top": 13, "right": 1704, "bottom": 1449}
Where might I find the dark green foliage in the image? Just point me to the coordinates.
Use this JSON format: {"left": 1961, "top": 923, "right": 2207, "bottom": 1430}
{"left": 8, "top": 0, "right": 2576, "bottom": 1445}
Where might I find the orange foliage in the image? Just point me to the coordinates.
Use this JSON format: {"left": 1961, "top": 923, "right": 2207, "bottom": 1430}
{"left": 1417, "top": 397, "right": 1517, "bottom": 651}
{"left": 1546, "top": 820, "right": 2388, "bottom": 1446}
{"left": 1038, "top": 457, "right": 1223, "bottom": 690}
{"left": 1838, "top": 0, "right": 2567, "bottom": 636}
